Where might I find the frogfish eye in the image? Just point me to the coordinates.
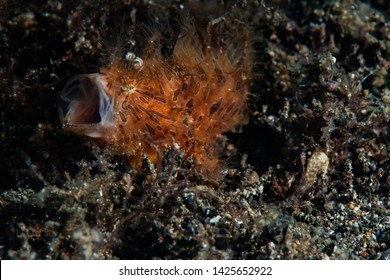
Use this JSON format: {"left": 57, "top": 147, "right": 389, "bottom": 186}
{"left": 59, "top": 74, "right": 115, "bottom": 138}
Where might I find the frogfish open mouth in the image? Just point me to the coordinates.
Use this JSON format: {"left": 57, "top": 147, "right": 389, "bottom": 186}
{"left": 59, "top": 74, "right": 115, "bottom": 138}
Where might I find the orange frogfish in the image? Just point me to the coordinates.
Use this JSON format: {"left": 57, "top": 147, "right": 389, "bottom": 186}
{"left": 59, "top": 15, "right": 251, "bottom": 179}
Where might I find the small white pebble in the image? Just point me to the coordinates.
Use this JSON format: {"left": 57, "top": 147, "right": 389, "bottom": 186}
{"left": 209, "top": 215, "right": 221, "bottom": 224}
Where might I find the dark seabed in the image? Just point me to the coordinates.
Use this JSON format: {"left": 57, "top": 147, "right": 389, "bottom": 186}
{"left": 0, "top": 0, "right": 389, "bottom": 259}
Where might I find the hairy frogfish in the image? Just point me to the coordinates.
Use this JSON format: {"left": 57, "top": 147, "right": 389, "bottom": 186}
{"left": 59, "top": 15, "right": 252, "bottom": 179}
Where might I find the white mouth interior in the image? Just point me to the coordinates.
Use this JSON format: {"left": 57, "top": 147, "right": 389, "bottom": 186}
{"left": 59, "top": 74, "right": 115, "bottom": 138}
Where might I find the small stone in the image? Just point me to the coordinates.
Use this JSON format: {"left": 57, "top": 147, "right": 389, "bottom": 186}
{"left": 305, "top": 151, "right": 329, "bottom": 186}
{"left": 209, "top": 215, "right": 221, "bottom": 224}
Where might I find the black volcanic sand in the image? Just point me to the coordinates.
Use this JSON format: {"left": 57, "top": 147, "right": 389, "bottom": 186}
{"left": 0, "top": 0, "right": 389, "bottom": 259}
